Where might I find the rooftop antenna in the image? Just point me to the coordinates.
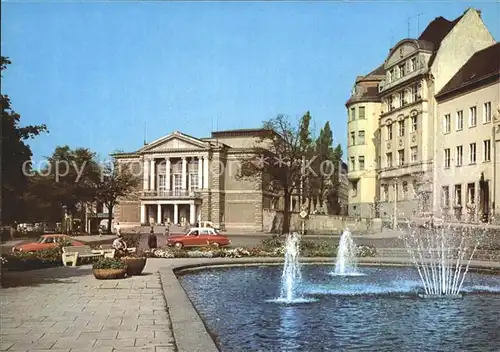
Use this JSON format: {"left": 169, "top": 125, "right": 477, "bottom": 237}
{"left": 143, "top": 120, "right": 147, "bottom": 145}
{"left": 417, "top": 13, "right": 423, "bottom": 37}
{"left": 407, "top": 16, "right": 411, "bottom": 38}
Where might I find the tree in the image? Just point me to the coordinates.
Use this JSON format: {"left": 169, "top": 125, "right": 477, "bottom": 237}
{"left": 315, "top": 122, "right": 334, "bottom": 208}
{"left": 1, "top": 56, "right": 48, "bottom": 226}
{"left": 95, "top": 160, "right": 140, "bottom": 233}
{"left": 326, "top": 144, "right": 344, "bottom": 214}
{"left": 240, "top": 113, "right": 311, "bottom": 234}
{"left": 38, "top": 146, "right": 101, "bottom": 232}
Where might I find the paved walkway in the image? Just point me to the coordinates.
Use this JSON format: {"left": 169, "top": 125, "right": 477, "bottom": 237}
{"left": 0, "top": 260, "right": 175, "bottom": 352}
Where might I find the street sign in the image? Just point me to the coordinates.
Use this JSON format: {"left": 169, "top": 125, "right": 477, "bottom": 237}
{"left": 299, "top": 210, "right": 308, "bottom": 219}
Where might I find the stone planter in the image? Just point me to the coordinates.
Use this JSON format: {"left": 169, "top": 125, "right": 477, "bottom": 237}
{"left": 93, "top": 268, "right": 127, "bottom": 280}
{"left": 121, "top": 257, "right": 146, "bottom": 276}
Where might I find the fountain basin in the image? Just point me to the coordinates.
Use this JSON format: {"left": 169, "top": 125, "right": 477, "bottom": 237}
{"left": 179, "top": 264, "right": 500, "bottom": 352}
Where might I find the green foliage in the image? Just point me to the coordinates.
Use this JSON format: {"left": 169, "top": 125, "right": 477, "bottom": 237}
{"left": 93, "top": 257, "right": 127, "bottom": 270}
{"left": 260, "top": 236, "right": 285, "bottom": 249}
{"left": 2, "top": 247, "right": 63, "bottom": 271}
{"left": 122, "top": 233, "right": 140, "bottom": 248}
{"left": 95, "top": 160, "right": 140, "bottom": 233}
{"left": 1, "top": 56, "right": 48, "bottom": 225}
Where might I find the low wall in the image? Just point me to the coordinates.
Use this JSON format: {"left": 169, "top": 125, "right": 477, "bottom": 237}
{"left": 262, "top": 209, "right": 382, "bottom": 234}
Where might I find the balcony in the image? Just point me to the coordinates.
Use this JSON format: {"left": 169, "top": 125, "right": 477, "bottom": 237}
{"left": 140, "top": 190, "right": 202, "bottom": 199}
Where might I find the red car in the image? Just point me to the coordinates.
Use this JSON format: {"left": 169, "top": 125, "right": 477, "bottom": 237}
{"left": 167, "top": 227, "right": 231, "bottom": 249}
{"left": 12, "top": 234, "right": 84, "bottom": 252}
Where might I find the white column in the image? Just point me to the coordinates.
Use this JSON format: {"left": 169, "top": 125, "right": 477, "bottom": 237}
{"left": 165, "top": 158, "right": 171, "bottom": 192}
{"left": 173, "top": 204, "right": 179, "bottom": 224}
{"left": 150, "top": 158, "right": 156, "bottom": 191}
{"left": 198, "top": 157, "right": 203, "bottom": 189}
{"left": 181, "top": 157, "right": 187, "bottom": 190}
{"left": 203, "top": 156, "right": 209, "bottom": 189}
{"left": 157, "top": 204, "right": 162, "bottom": 224}
{"left": 143, "top": 158, "right": 150, "bottom": 191}
{"left": 189, "top": 203, "right": 195, "bottom": 225}
{"left": 140, "top": 204, "right": 146, "bottom": 224}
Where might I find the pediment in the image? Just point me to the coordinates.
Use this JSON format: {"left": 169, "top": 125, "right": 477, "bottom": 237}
{"left": 139, "top": 132, "right": 207, "bottom": 153}
{"left": 386, "top": 40, "right": 418, "bottom": 68}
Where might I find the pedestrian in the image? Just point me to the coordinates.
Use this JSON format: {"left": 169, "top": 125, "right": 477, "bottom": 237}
{"left": 98, "top": 226, "right": 103, "bottom": 237}
{"left": 148, "top": 228, "right": 157, "bottom": 249}
{"left": 164, "top": 223, "right": 170, "bottom": 237}
{"left": 112, "top": 233, "right": 127, "bottom": 251}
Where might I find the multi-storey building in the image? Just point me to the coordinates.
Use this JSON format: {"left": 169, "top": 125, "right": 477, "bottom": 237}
{"left": 346, "top": 8, "right": 496, "bottom": 221}
{"left": 435, "top": 43, "right": 500, "bottom": 222}
{"left": 346, "top": 66, "right": 384, "bottom": 217}
{"left": 112, "top": 129, "right": 279, "bottom": 232}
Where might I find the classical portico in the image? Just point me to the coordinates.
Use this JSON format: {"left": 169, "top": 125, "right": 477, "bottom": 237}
{"left": 136, "top": 131, "right": 211, "bottom": 225}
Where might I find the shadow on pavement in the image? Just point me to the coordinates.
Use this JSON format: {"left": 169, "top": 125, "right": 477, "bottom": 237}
{"left": 1, "top": 266, "right": 94, "bottom": 288}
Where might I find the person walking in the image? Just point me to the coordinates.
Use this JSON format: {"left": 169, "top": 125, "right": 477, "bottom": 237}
{"left": 164, "top": 223, "right": 170, "bottom": 237}
{"left": 148, "top": 225, "right": 157, "bottom": 249}
{"left": 98, "top": 226, "right": 103, "bottom": 237}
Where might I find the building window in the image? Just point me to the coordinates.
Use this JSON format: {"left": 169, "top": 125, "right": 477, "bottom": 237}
{"left": 399, "top": 63, "right": 406, "bottom": 77}
{"left": 411, "top": 57, "right": 417, "bottom": 71}
{"left": 469, "top": 143, "right": 476, "bottom": 164}
{"left": 411, "top": 147, "right": 417, "bottom": 162}
{"left": 484, "top": 139, "right": 491, "bottom": 161}
{"left": 444, "top": 114, "right": 451, "bottom": 133}
{"left": 484, "top": 102, "right": 492, "bottom": 123}
{"left": 389, "top": 69, "right": 395, "bottom": 82}
{"left": 350, "top": 131, "right": 355, "bottom": 145}
{"left": 387, "top": 124, "right": 393, "bottom": 140}
{"left": 467, "top": 183, "right": 475, "bottom": 204}
{"left": 173, "top": 174, "right": 182, "bottom": 196}
{"left": 398, "top": 120, "right": 405, "bottom": 137}
{"left": 411, "top": 116, "right": 417, "bottom": 132}
{"left": 359, "top": 156, "right": 365, "bottom": 170}
{"left": 188, "top": 162, "right": 199, "bottom": 190}
{"left": 456, "top": 146, "right": 463, "bottom": 167}
{"left": 469, "top": 106, "right": 477, "bottom": 127}
{"left": 386, "top": 152, "right": 393, "bottom": 167}
{"left": 358, "top": 130, "right": 365, "bottom": 144}
{"left": 455, "top": 184, "right": 462, "bottom": 206}
{"left": 444, "top": 148, "right": 451, "bottom": 168}
{"left": 399, "top": 92, "right": 404, "bottom": 107}
{"left": 402, "top": 181, "right": 408, "bottom": 199}
{"left": 158, "top": 174, "right": 166, "bottom": 193}
{"left": 383, "top": 184, "right": 389, "bottom": 201}
{"left": 388, "top": 96, "right": 394, "bottom": 111}
{"left": 350, "top": 157, "right": 355, "bottom": 171}
{"left": 358, "top": 106, "right": 365, "bottom": 119}
{"left": 456, "top": 110, "right": 463, "bottom": 131}
{"left": 350, "top": 107, "right": 356, "bottom": 121}
{"left": 398, "top": 149, "right": 405, "bottom": 166}
{"left": 442, "top": 186, "right": 450, "bottom": 207}
{"left": 412, "top": 83, "right": 422, "bottom": 102}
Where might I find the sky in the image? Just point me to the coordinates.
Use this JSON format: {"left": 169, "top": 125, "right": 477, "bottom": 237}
{"left": 2, "top": 1, "right": 499, "bottom": 164}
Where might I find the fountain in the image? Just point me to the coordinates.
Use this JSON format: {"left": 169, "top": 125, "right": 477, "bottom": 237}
{"left": 402, "top": 221, "right": 482, "bottom": 297}
{"left": 333, "top": 229, "right": 362, "bottom": 276}
{"left": 268, "top": 232, "right": 316, "bottom": 304}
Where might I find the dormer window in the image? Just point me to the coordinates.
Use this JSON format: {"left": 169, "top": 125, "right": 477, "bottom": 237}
{"left": 399, "top": 63, "right": 406, "bottom": 77}
{"left": 411, "top": 57, "right": 417, "bottom": 71}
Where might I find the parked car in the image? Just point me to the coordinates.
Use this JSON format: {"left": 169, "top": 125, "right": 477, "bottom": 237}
{"left": 166, "top": 227, "right": 231, "bottom": 249}
{"left": 12, "top": 234, "right": 85, "bottom": 252}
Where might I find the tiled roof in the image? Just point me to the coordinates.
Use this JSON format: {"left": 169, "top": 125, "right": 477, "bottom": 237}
{"left": 419, "top": 14, "right": 464, "bottom": 67}
{"left": 436, "top": 42, "right": 500, "bottom": 98}
{"left": 365, "top": 64, "right": 385, "bottom": 77}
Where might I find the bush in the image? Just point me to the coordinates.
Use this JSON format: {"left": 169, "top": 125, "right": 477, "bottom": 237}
{"left": 93, "top": 257, "right": 127, "bottom": 270}
{"left": 2, "top": 247, "right": 63, "bottom": 271}
{"left": 122, "top": 233, "right": 140, "bottom": 248}
{"left": 260, "top": 236, "right": 284, "bottom": 249}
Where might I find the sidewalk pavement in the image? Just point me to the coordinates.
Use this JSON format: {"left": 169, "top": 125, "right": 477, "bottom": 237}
{"left": 0, "top": 259, "right": 175, "bottom": 352}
